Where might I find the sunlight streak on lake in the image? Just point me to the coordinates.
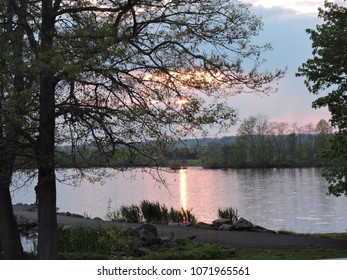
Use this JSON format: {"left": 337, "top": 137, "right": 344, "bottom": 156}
{"left": 179, "top": 168, "right": 188, "bottom": 211}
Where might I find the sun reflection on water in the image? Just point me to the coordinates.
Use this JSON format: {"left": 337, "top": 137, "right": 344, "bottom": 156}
{"left": 179, "top": 168, "right": 188, "bottom": 211}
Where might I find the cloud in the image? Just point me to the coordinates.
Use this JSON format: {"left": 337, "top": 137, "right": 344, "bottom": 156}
{"left": 249, "top": 0, "right": 322, "bottom": 15}
{"left": 221, "top": 3, "right": 331, "bottom": 135}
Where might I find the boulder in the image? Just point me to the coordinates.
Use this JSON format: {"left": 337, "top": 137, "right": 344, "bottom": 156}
{"left": 136, "top": 224, "right": 158, "bottom": 237}
{"left": 218, "top": 224, "right": 234, "bottom": 231}
{"left": 61, "top": 225, "right": 73, "bottom": 232}
{"left": 234, "top": 217, "right": 254, "bottom": 230}
{"left": 130, "top": 224, "right": 160, "bottom": 247}
{"left": 212, "top": 218, "right": 232, "bottom": 229}
{"left": 17, "top": 220, "right": 38, "bottom": 232}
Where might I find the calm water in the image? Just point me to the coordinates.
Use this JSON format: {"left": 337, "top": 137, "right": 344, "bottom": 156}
{"left": 11, "top": 167, "right": 347, "bottom": 233}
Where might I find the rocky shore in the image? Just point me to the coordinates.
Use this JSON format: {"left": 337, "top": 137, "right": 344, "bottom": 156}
{"left": 13, "top": 203, "right": 347, "bottom": 251}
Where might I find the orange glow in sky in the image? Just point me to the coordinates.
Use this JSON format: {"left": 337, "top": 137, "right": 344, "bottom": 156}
{"left": 176, "top": 98, "right": 189, "bottom": 106}
{"left": 143, "top": 69, "right": 227, "bottom": 89}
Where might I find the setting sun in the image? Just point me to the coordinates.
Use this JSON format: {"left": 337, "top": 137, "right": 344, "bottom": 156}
{"left": 176, "top": 98, "right": 189, "bottom": 106}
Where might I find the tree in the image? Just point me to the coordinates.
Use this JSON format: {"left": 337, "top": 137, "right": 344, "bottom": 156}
{"left": 1, "top": 0, "right": 283, "bottom": 259}
{"left": 315, "top": 119, "right": 333, "bottom": 152}
{"left": 0, "top": 0, "right": 37, "bottom": 259}
{"left": 237, "top": 114, "right": 273, "bottom": 165}
{"left": 268, "top": 121, "right": 289, "bottom": 162}
{"left": 297, "top": 0, "right": 347, "bottom": 196}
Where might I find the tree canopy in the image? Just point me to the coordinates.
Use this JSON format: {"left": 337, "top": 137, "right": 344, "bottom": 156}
{"left": 1, "top": 0, "right": 283, "bottom": 259}
{"left": 297, "top": 0, "right": 347, "bottom": 196}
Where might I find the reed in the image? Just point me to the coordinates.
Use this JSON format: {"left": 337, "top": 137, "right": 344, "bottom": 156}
{"left": 217, "top": 207, "right": 239, "bottom": 224}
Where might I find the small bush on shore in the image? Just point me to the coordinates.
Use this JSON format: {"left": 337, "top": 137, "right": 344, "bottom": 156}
{"left": 107, "top": 200, "right": 197, "bottom": 224}
{"left": 58, "top": 227, "right": 135, "bottom": 257}
{"left": 217, "top": 207, "right": 239, "bottom": 224}
{"left": 140, "top": 200, "right": 168, "bottom": 223}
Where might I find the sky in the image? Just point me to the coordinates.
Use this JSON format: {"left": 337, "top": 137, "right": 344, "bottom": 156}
{"left": 222, "top": 0, "right": 343, "bottom": 135}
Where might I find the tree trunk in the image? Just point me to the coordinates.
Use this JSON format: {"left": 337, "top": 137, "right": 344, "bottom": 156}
{"left": 37, "top": 0, "right": 57, "bottom": 259}
{"left": 0, "top": 1, "right": 26, "bottom": 259}
{"left": 0, "top": 157, "right": 24, "bottom": 259}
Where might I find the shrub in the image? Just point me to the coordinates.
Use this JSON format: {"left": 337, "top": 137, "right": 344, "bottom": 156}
{"left": 107, "top": 200, "right": 197, "bottom": 224}
{"left": 140, "top": 200, "right": 169, "bottom": 223}
{"left": 58, "top": 227, "right": 134, "bottom": 257}
{"left": 217, "top": 207, "right": 239, "bottom": 224}
{"left": 140, "top": 200, "right": 161, "bottom": 223}
{"left": 120, "top": 204, "right": 142, "bottom": 223}
{"left": 106, "top": 204, "right": 141, "bottom": 223}
{"left": 168, "top": 207, "right": 197, "bottom": 223}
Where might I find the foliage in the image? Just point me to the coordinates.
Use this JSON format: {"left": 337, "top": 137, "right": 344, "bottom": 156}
{"left": 140, "top": 200, "right": 168, "bottom": 223}
{"left": 169, "top": 207, "right": 197, "bottom": 224}
{"left": 119, "top": 204, "right": 142, "bottom": 223}
{"left": 58, "top": 227, "right": 135, "bottom": 257}
{"left": 202, "top": 116, "right": 333, "bottom": 169}
{"left": 218, "top": 207, "right": 239, "bottom": 224}
{"left": 107, "top": 200, "right": 197, "bottom": 224}
{"left": 297, "top": 0, "right": 347, "bottom": 196}
{"left": 54, "top": 116, "right": 333, "bottom": 169}
{"left": 231, "top": 248, "right": 347, "bottom": 260}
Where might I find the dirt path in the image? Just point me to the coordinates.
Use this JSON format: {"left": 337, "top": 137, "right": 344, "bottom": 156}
{"left": 13, "top": 204, "right": 347, "bottom": 250}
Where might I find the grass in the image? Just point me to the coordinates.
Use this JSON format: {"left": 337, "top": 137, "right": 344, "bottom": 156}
{"left": 107, "top": 200, "right": 197, "bottom": 224}
{"left": 217, "top": 207, "right": 239, "bottom": 223}
{"left": 56, "top": 227, "right": 347, "bottom": 260}
{"left": 58, "top": 226, "right": 136, "bottom": 258}
{"left": 140, "top": 238, "right": 235, "bottom": 260}
{"left": 233, "top": 248, "right": 347, "bottom": 260}
{"left": 2, "top": 229, "right": 347, "bottom": 260}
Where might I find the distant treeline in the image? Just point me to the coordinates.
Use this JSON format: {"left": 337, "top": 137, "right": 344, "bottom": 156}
{"left": 54, "top": 116, "right": 334, "bottom": 169}
{"left": 175, "top": 116, "right": 333, "bottom": 169}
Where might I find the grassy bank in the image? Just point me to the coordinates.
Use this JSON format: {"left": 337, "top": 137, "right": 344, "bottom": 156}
{"left": 22, "top": 228, "right": 347, "bottom": 260}
{"left": 3, "top": 227, "right": 347, "bottom": 260}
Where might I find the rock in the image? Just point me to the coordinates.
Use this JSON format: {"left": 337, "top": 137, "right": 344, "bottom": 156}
{"left": 28, "top": 226, "right": 39, "bottom": 235}
{"left": 160, "top": 236, "right": 172, "bottom": 243}
{"left": 218, "top": 224, "right": 234, "bottom": 231}
{"left": 179, "top": 222, "right": 194, "bottom": 227}
{"left": 136, "top": 224, "right": 158, "bottom": 237}
{"left": 17, "top": 220, "right": 38, "bottom": 231}
{"left": 131, "top": 224, "right": 160, "bottom": 247}
{"left": 61, "top": 225, "right": 73, "bottom": 232}
{"left": 253, "top": 225, "right": 277, "bottom": 234}
{"left": 234, "top": 217, "right": 254, "bottom": 230}
{"left": 213, "top": 218, "right": 232, "bottom": 229}
{"left": 138, "top": 228, "right": 156, "bottom": 243}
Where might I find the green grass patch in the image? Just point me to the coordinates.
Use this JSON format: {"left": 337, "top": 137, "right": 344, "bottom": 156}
{"left": 139, "top": 238, "right": 347, "bottom": 260}
{"left": 140, "top": 238, "right": 235, "bottom": 260}
{"left": 58, "top": 226, "right": 135, "bottom": 258}
{"left": 233, "top": 248, "right": 347, "bottom": 260}
{"left": 107, "top": 200, "right": 197, "bottom": 224}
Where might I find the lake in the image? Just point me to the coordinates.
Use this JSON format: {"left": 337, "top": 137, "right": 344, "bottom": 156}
{"left": 11, "top": 167, "right": 347, "bottom": 233}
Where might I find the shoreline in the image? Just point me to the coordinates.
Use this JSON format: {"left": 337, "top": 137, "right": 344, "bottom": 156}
{"left": 13, "top": 203, "right": 347, "bottom": 250}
